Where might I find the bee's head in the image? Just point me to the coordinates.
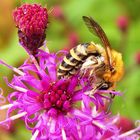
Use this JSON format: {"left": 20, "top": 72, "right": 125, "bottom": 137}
{"left": 103, "top": 50, "right": 124, "bottom": 83}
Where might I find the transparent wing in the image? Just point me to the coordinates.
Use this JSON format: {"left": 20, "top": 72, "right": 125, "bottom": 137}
{"left": 82, "top": 16, "right": 113, "bottom": 70}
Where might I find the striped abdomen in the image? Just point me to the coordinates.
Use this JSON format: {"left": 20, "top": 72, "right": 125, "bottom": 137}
{"left": 57, "top": 43, "right": 100, "bottom": 78}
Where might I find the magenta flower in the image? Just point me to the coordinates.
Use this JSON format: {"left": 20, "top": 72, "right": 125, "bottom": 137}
{"left": 135, "top": 51, "right": 140, "bottom": 65}
{"left": 13, "top": 4, "right": 48, "bottom": 54}
{"left": 0, "top": 3, "right": 139, "bottom": 140}
{"left": 53, "top": 6, "right": 65, "bottom": 20}
{"left": 0, "top": 49, "right": 140, "bottom": 140}
{"left": 116, "top": 15, "right": 129, "bottom": 33}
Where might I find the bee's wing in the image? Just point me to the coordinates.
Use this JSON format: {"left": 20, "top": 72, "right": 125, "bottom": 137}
{"left": 82, "top": 16, "right": 112, "bottom": 70}
{"left": 82, "top": 16, "right": 111, "bottom": 49}
{"left": 83, "top": 16, "right": 100, "bottom": 37}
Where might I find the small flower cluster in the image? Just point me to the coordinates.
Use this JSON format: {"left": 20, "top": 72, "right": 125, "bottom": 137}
{"left": 13, "top": 4, "right": 48, "bottom": 54}
{"left": 116, "top": 15, "right": 129, "bottom": 33}
{"left": 0, "top": 3, "right": 140, "bottom": 140}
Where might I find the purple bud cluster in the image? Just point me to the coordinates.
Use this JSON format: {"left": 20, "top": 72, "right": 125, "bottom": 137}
{"left": 13, "top": 4, "right": 48, "bottom": 54}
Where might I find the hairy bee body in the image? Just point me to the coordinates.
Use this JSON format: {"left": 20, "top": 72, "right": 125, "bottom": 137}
{"left": 57, "top": 16, "right": 124, "bottom": 113}
{"left": 57, "top": 16, "right": 124, "bottom": 92}
{"left": 57, "top": 42, "right": 104, "bottom": 78}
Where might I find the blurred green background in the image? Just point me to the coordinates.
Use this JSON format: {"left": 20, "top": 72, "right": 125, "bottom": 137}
{"left": 0, "top": 0, "right": 140, "bottom": 139}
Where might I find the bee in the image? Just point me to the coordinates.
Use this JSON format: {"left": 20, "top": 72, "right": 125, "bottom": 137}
{"left": 57, "top": 16, "right": 124, "bottom": 92}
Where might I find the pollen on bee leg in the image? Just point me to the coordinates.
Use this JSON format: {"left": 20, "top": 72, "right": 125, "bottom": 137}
{"left": 0, "top": 112, "right": 27, "bottom": 125}
{"left": 31, "top": 129, "right": 39, "bottom": 140}
{"left": 62, "top": 128, "right": 67, "bottom": 140}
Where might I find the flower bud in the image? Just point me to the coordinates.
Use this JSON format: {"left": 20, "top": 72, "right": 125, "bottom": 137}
{"left": 135, "top": 51, "right": 140, "bottom": 65}
{"left": 13, "top": 4, "right": 48, "bottom": 54}
{"left": 52, "top": 6, "right": 64, "bottom": 20}
{"left": 116, "top": 16, "right": 129, "bottom": 33}
{"left": 117, "top": 116, "right": 134, "bottom": 133}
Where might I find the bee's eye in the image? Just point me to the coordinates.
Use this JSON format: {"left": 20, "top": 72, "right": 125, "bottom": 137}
{"left": 100, "top": 83, "right": 109, "bottom": 90}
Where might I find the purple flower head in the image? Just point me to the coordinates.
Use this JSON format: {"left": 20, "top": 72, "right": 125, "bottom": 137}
{"left": 0, "top": 3, "right": 139, "bottom": 139}
{"left": 13, "top": 4, "right": 48, "bottom": 54}
{"left": 116, "top": 15, "right": 129, "bottom": 33}
{"left": 0, "top": 49, "right": 139, "bottom": 140}
{"left": 53, "top": 6, "right": 65, "bottom": 20}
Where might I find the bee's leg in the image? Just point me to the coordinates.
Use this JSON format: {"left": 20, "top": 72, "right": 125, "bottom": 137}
{"left": 79, "top": 68, "right": 88, "bottom": 79}
{"left": 110, "top": 92, "right": 116, "bottom": 99}
{"left": 89, "top": 69, "right": 94, "bottom": 76}
{"left": 88, "top": 69, "right": 96, "bottom": 81}
{"left": 85, "top": 82, "right": 104, "bottom": 97}
{"left": 83, "top": 68, "right": 88, "bottom": 77}
{"left": 105, "top": 92, "right": 115, "bottom": 114}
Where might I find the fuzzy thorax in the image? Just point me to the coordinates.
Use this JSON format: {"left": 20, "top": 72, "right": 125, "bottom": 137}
{"left": 103, "top": 49, "right": 124, "bottom": 83}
